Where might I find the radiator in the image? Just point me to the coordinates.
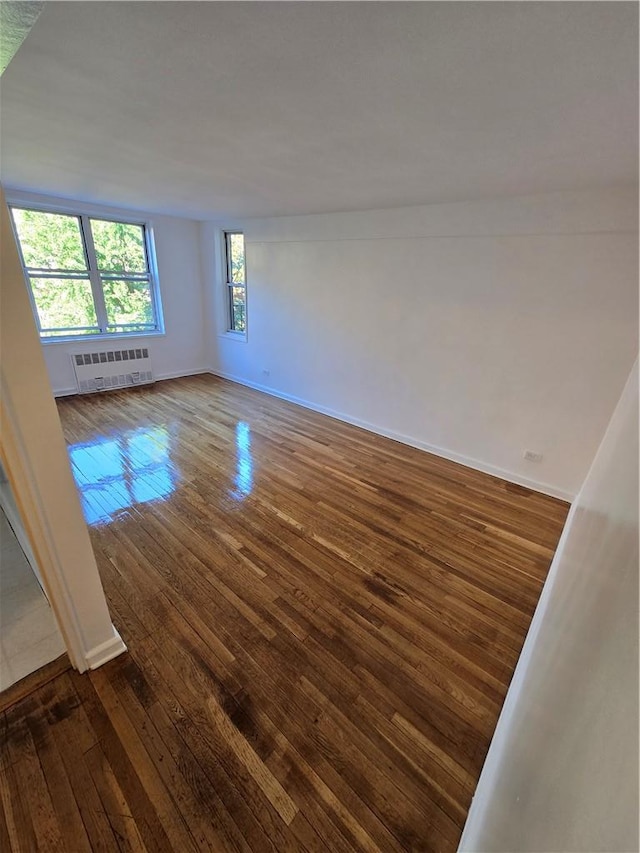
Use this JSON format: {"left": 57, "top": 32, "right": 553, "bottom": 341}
{"left": 71, "top": 346, "right": 154, "bottom": 394}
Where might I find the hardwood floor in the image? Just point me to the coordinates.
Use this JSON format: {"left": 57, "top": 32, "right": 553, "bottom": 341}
{"left": 1, "top": 375, "right": 569, "bottom": 851}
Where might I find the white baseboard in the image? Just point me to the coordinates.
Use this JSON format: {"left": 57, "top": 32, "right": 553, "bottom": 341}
{"left": 155, "top": 367, "right": 210, "bottom": 382}
{"left": 51, "top": 366, "right": 209, "bottom": 398}
{"left": 52, "top": 386, "right": 80, "bottom": 397}
{"left": 84, "top": 626, "right": 127, "bottom": 670}
{"left": 208, "top": 369, "right": 575, "bottom": 503}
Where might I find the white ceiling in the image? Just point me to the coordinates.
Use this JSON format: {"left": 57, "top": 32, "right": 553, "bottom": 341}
{"left": 1, "top": 2, "right": 637, "bottom": 220}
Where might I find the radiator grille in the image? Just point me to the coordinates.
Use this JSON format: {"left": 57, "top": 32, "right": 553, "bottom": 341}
{"left": 71, "top": 348, "right": 154, "bottom": 394}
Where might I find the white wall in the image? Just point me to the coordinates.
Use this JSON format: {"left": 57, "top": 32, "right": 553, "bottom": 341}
{"left": 459, "top": 358, "right": 639, "bottom": 852}
{"left": 5, "top": 190, "right": 207, "bottom": 395}
{"left": 203, "top": 187, "right": 638, "bottom": 499}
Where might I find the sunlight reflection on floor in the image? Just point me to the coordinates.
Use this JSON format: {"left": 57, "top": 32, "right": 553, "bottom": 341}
{"left": 69, "top": 425, "right": 177, "bottom": 525}
{"left": 229, "top": 421, "right": 253, "bottom": 501}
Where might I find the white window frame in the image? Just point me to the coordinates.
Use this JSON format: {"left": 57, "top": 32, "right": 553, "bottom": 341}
{"left": 8, "top": 202, "right": 165, "bottom": 344}
{"left": 223, "top": 230, "right": 247, "bottom": 338}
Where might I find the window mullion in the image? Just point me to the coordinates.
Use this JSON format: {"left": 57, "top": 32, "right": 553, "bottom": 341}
{"left": 81, "top": 215, "right": 109, "bottom": 332}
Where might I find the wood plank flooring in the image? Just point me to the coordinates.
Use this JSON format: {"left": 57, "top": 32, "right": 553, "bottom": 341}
{"left": 1, "top": 375, "right": 569, "bottom": 851}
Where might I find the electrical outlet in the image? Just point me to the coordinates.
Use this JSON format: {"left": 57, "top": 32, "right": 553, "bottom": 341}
{"left": 523, "top": 450, "right": 543, "bottom": 463}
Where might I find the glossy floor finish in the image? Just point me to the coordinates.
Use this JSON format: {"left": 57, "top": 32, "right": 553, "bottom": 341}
{"left": 1, "top": 376, "right": 569, "bottom": 851}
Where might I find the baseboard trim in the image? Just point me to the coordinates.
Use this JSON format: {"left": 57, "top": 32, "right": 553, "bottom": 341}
{"left": 51, "top": 367, "right": 210, "bottom": 398}
{"left": 209, "top": 369, "right": 575, "bottom": 503}
{"left": 84, "top": 627, "right": 127, "bottom": 670}
{"left": 155, "top": 367, "right": 210, "bottom": 382}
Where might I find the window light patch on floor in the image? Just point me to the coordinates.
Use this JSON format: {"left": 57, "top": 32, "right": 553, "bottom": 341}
{"left": 69, "top": 425, "right": 177, "bottom": 524}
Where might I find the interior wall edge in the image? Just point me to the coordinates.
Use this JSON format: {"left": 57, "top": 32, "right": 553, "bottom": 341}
{"left": 1, "top": 186, "right": 127, "bottom": 675}
{"left": 84, "top": 626, "right": 127, "bottom": 671}
{"left": 458, "top": 356, "right": 639, "bottom": 852}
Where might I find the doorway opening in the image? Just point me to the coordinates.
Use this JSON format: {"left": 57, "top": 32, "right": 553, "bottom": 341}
{"left": 0, "top": 463, "right": 65, "bottom": 691}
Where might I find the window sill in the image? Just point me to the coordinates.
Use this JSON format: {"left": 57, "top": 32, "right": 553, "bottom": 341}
{"left": 41, "top": 330, "right": 166, "bottom": 346}
{"left": 218, "top": 330, "right": 247, "bottom": 343}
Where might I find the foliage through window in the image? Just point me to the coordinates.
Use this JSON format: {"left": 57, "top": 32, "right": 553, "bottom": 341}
{"left": 225, "top": 231, "right": 246, "bottom": 334}
{"left": 10, "top": 207, "right": 163, "bottom": 340}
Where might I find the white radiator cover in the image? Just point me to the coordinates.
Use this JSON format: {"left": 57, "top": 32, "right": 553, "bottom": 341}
{"left": 71, "top": 346, "right": 154, "bottom": 394}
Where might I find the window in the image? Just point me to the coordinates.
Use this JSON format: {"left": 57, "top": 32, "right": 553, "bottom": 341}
{"left": 9, "top": 206, "right": 163, "bottom": 341}
{"left": 224, "top": 231, "right": 246, "bottom": 334}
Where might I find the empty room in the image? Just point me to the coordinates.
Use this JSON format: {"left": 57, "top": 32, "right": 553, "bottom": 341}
{"left": 0, "top": 2, "right": 637, "bottom": 852}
